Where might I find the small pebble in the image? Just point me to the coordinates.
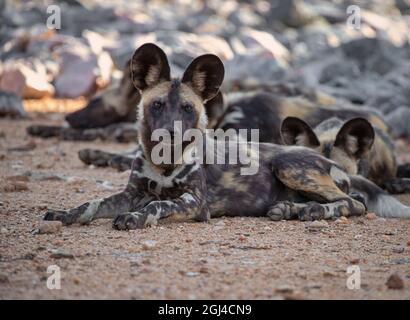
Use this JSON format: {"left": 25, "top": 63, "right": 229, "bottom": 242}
{"left": 0, "top": 273, "right": 9, "bottom": 283}
{"left": 50, "top": 250, "right": 74, "bottom": 259}
{"left": 3, "top": 180, "right": 29, "bottom": 192}
{"left": 66, "top": 176, "right": 87, "bottom": 185}
{"left": 386, "top": 274, "right": 404, "bottom": 290}
{"left": 199, "top": 267, "right": 209, "bottom": 274}
{"left": 275, "top": 285, "right": 294, "bottom": 294}
{"left": 365, "top": 212, "right": 377, "bottom": 220}
{"left": 323, "top": 271, "right": 336, "bottom": 277}
{"left": 308, "top": 220, "right": 328, "bottom": 231}
{"left": 335, "top": 216, "right": 348, "bottom": 224}
{"left": 141, "top": 240, "right": 156, "bottom": 250}
{"left": 37, "top": 221, "right": 62, "bottom": 234}
{"left": 186, "top": 272, "right": 199, "bottom": 277}
{"left": 238, "top": 235, "right": 247, "bottom": 241}
{"left": 392, "top": 247, "right": 405, "bottom": 254}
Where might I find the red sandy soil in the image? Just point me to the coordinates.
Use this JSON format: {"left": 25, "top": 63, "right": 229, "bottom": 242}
{"left": 1, "top": 115, "right": 410, "bottom": 299}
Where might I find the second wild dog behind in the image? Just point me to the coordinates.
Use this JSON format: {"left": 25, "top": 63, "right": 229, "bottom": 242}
{"left": 45, "top": 43, "right": 383, "bottom": 229}
{"left": 281, "top": 116, "right": 410, "bottom": 194}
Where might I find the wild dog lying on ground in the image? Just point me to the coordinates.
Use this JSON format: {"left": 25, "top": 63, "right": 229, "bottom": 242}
{"left": 44, "top": 43, "right": 379, "bottom": 229}
{"left": 280, "top": 117, "right": 410, "bottom": 194}
{"left": 27, "top": 60, "right": 140, "bottom": 142}
{"left": 216, "top": 91, "right": 388, "bottom": 144}
{"left": 79, "top": 86, "right": 410, "bottom": 186}
{"left": 26, "top": 59, "right": 224, "bottom": 143}
{"left": 74, "top": 89, "right": 386, "bottom": 168}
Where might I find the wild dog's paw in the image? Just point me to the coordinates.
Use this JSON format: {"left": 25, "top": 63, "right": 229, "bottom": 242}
{"left": 113, "top": 213, "right": 146, "bottom": 230}
{"left": 349, "top": 192, "right": 367, "bottom": 209}
{"left": 384, "top": 178, "right": 410, "bottom": 194}
{"left": 26, "top": 125, "right": 63, "bottom": 138}
{"left": 194, "top": 207, "right": 211, "bottom": 222}
{"left": 108, "top": 155, "right": 133, "bottom": 172}
{"left": 267, "top": 201, "right": 295, "bottom": 221}
{"left": 61, "top": 128, "right": 101, "bottom": 141}
{"left": 298, "top": 202, "right": 325, "bottom": 221}
{"left": 78, "top": 149, "right": 114, "bottom": 167}
{"left": 44, "top": 210, "right": 71, "bottom": 225}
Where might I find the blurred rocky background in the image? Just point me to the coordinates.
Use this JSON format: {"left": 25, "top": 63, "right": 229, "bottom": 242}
{"left": 0, "top": 0, "right": 410, "bottom": 136}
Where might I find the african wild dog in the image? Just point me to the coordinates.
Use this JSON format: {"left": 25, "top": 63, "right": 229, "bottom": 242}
{"left": 216, "top": 91, "right": 389, "bottom": 144}
{"left": 280, "top": 117, "right": 410, "bottom": 194}
{"left": 26, "top": 59, "right": 224, "bottom": 143}
{"left": 44, "top": 43, "right": 372, "bottom": 229}
{"left": 74, "top": 86, "right": 387, "bottom": 170}
{"left": 64, "top": 60, "right": 139, "bottom": 130}
{"left": 26, "top": 60, "right": 140, "bottom": 142}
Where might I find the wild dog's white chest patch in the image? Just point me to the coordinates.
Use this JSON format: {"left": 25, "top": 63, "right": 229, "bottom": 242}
{"left": 133, "top": 155, "right": 199, "bottom": 193}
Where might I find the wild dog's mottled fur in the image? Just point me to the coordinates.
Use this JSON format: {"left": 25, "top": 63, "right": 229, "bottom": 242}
{"left": 216, "top": 92, "right": 389, "bottom": 144}
{"left": 44, "top": 43, "right": 367, "bottom": 229}
{"left": 65, "top": 60, "right": 140, "bottom": 129}
{"left": 26, "top": 58, "right": 223, "bottom": 142}
{"left": 349, "top": 175, "right": 410, "bottom": 218}
{"left": 281, "top": 117, "right": 410, "bottom": 195}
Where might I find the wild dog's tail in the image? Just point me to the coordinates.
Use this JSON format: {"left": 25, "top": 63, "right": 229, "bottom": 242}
{"left": 349, "top": 175, "right": 410, "bottom": 218}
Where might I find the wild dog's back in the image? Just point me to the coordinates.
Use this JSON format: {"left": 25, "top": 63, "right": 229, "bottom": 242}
{"left": 216, "top": 91, "right": 389, "bottom": 144}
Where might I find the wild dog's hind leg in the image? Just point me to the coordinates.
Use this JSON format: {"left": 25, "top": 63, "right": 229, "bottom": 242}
{"left": 44, "top": 188, "right": 138, "bottom": 225}
{"left": 384, "top": 178, "right": 410, "bottom": 194}
{"left": 397, "top": 164, "right": 410, "bottom": 178}
{"left": 267, "top": 200, "right": 355, "bottom": 221}
{"left": 267, "top": 201, "right": 304, "bottom": 220}
{"left": 272, "top": 152, "right": 366, "bottom": 221}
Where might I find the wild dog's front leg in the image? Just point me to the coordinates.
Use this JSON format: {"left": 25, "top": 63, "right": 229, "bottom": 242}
{"left": 44, "top": 155, "right": 146, "bottom": 225}
{"left": 78, "top": 149, "right": 134, "bottom": 170}
{"left": 114, "top": 164, "right": 208, "bottom": 230}
{"left": 78, "top": 149, "right": 118, "bottom": 167}
{"left": 44, "top": 189, "right": 137, "bottom": 225}
{"left": 113, "top": 191, "right": 209, "bottom": 230}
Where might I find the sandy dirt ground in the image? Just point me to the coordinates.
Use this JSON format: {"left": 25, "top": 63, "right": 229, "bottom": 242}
{"left": 1, "top": 116, "right": 410, "bottom": 300}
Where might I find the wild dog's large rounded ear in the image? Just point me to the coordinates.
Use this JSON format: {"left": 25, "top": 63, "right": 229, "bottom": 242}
{"left": 334, "top": 118, "right": 375, "bottom": 159}
{"left": 182, "top": 54, "right": 224, "bottom": 102}
{"left": 281, "top": 117, "right": 320, "bottom": 147}
{"left": 130, "top": 43, "right": 171, "bottom": 91}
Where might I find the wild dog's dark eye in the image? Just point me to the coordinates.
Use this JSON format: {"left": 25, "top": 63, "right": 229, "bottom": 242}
{"left": 152, "top": 100, "right": 163, "bottom": 111}
{"left": 182, "top": 103, "right": 193, "bottom": 113}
